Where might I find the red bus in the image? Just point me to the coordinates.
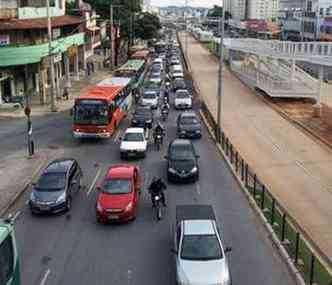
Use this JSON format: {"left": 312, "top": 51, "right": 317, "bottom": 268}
{"left": 72, "top": 77, "right": 132, "bottom": 139}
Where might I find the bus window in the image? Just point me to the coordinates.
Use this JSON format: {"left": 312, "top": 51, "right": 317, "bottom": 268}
{"left": 0, "top": 235, "right": 14, "bottom": 285}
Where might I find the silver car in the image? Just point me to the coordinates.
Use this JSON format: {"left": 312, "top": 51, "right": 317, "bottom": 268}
{"left": 174, "top": 219, "right": 232, "bottom": 285}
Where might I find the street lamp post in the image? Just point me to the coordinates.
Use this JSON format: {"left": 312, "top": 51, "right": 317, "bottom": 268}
{"left": 216, "top": 4, "right": 225, "bottom": 142}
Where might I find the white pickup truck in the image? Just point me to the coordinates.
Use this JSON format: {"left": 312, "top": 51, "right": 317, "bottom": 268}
{"left": 173, "top": 205, "right": 232, "bottom": 285}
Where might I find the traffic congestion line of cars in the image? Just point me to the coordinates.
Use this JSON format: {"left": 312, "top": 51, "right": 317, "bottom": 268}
{"left": 28, "top": 29, "right": 232, "bottom": 285}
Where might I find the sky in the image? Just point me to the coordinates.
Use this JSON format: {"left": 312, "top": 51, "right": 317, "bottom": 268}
{"left": 150, "top": 0, "right": 222, "bottom": 8}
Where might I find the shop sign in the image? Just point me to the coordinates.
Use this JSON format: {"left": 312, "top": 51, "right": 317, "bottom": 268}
{"left": 0, "top": 35, "right": 10, "bottom": 46}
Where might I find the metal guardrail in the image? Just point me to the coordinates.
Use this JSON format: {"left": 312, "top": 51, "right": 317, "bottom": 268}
{"left": 225, "top": 39, "right": 332, "bottom": 66}
{"left": 201, "top": 101, "right": 332, "bottom": 285}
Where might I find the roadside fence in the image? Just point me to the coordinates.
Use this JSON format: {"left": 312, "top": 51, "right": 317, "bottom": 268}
{"left": 201, "top": 101, "right": 332, "bottom": 285}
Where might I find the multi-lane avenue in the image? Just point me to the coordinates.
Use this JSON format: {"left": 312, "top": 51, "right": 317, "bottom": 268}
{"left": 2, "top": 83, "right": 297, "bottom": 285}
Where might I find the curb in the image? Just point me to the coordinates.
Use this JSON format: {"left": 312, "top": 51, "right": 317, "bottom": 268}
{"left": 199, "top": 110, "right": 306, "bottom": 285}
{"left": 0, "top": 152, "right": 49, "bottom": 217}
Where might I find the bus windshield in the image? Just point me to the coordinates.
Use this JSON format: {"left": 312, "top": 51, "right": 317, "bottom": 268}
{"left": 0, "top": 234, "right": 15, "bottom": 285}
{"left": 74, "top": 100, "right": 109, "bottom": 125}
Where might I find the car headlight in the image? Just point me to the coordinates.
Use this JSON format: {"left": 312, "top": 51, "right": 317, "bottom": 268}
{"left": 146, "top": 119, "right": 152, "bottom": 123}
{"left": 168, "top": 167, "right": 176, "bottom": 174}
{"left": 56, "top": 192, "right": 66, "bottom": 204}
{"left": 190, "top": 166, "right": 198, "bottom": 173}
{"left": 180, "top": 130, "right": 186, "bottom": 134}
{"left": 97, "top": 201, "right": 104, "bottom": 212}
{"left": 125, "top": 202, "right": 133, "bottom": 212}
{"left": 132, "top": 119, "right": 137, "bottom": 123}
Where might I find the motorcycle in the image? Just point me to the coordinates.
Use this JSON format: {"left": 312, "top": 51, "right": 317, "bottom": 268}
{"left": 161, "top": 109, "right": 169, "bottom": 122}
{"left": 153, "top": 193, "right": 163, "bottom": 221}
{"left": 155, "top": 133, "right": 163, "bottom": 151}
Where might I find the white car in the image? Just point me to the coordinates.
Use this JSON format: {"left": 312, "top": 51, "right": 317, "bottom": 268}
{"left": 172, "top": 72, "right": 184, "bottom": 80}
{"left": 149, "top": 73, "right": 162, "bottom": 85}
{"left": 141, "top": 91, "right": 159, "bottom": 109}
{"left": 120, "top": 128, "right": 147, "bottom": 159}
{"left": 174, "top": 89, "right": 192, "bottom": 109}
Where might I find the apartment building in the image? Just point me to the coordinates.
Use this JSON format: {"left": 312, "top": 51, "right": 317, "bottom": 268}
{"left": 0, "top": 0, "right": 86, "bottom": 106}
{"left": 248, "top": 0, "right": 279, "bottom": 20}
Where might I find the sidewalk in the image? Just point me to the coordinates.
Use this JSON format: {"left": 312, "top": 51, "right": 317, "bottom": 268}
{"left": 0, "top": 69, "right": 111, "bottom": 118}
{"left": 0, "top": 68, "right": 111, "bottom": 215}
{"left": 179, "top": 33, "right": 332, "bottom": 259}
{"left": 0, "top": 149, "right": 57, "bottom": 215}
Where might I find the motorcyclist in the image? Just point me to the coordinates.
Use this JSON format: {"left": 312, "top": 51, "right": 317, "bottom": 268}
{"left": 153, "top": 121, "right": 165, "bottom": 145}
{"left": 148, "top": 176, "right": 167, "bottom": 207}
{"left": 161, "top": 101, "right": 169, "bottom": 113}
{"left": 163, "top": 88, "right": 169, "bottom": 103}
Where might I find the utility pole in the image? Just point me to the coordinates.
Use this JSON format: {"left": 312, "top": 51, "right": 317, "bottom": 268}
{"left": 216, "top": 5, "right": 225, "bottom": 142}
{"left": 46, "top": 0, "right": 57, "bottom": 112}
{"left": 185, "top": 0, "right": 188, "bottom": 60}
{"left": 110, "top": 4, "right": 114, "bottom": 71}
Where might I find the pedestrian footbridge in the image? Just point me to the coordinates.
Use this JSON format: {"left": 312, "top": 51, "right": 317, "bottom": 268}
{"left": 221, "top": 38, "right": 332, "bottom": 100}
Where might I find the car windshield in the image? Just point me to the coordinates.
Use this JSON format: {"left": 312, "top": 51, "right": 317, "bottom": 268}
{"left": 176, "top": 92, "right": 189, "bottom": 99}
{"left": 124, "top": 132, "right": 144, "bottom": 142}
{"left": 134, "top": 111, "right": 151, "bottom": 119}
{"left": 35, "top": 173, "right": 66, "bottom": 191}
{"left": 74, "top": 100, "right": 109, "bottom": 125}
{"left": 181, "top": 116, "right": 199, "bottom": 124}
{"left": 102, "top": 179, "right": 131, "bottom": 194}
{"left": 181, "top": 234, "right": 223, "bottom": 260}
{"left": 143, "top": 92, "right": 156, "bottom": 99}
{"left": 170, "top": 145, "right": 195, "bottom": 160}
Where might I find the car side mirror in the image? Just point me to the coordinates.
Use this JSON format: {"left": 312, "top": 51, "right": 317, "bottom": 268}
{"left": 225, "top": 247, "right": 232, "bottom": 253}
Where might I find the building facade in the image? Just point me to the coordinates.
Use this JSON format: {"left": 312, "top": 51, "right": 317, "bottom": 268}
{"left": 248, "top": 0, "right": 279, "bottom": 20}
{"left": 0, "top": 0, "right": 85, "bottom": 106}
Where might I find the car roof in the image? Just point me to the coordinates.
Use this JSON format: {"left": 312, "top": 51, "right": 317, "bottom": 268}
{"left": 183, "top": 220, "right": 216, "bottom": 235}
{"left": 125, "top": 128, "right": 144, "bottom": 134}
{"left": 106, "top": 164, "right": 135, "bottom": 179}
{"left": 45, "top": 158, "right": 75, "bottom": 174}
{"left": 176, "top": 89, "right": 189, "bottom": 93}
{"left": 171, "top": 139, "right": 191, "bottom": 147}
{"left": 180, "top": 111, "right": 197, "bottom": 118}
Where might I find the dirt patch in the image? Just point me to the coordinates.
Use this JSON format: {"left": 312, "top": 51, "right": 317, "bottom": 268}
{"left": 264, "top": 95, "right": 332, "bottom": 146}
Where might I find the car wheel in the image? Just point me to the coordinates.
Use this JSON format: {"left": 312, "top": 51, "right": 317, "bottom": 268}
{"left": 66, "top": 197, "right": 72, "bottom": 212}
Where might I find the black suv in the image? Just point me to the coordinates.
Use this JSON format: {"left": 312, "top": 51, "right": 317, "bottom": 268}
{"left": 131, "top": 106, "right": 153, "bottom": 129}
{"left": 177, "top": 112, "right": 202, "bottom": 139}
{"left": 29, "top": 158, "right": 83, "bottom": 214}
{"left": 165, "top": 139, "right": 199, "bottom": 182}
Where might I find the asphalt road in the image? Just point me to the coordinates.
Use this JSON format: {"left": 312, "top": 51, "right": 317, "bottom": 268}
{"left": 3, "top": 84, "right": 296, "bottom": 285}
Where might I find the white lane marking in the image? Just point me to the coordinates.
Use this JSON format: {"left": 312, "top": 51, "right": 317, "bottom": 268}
{"left": 196, "top": 183, "right": 201, "bottom": 195}
{"left": 144, "top": 172, "right": 150, "bottom": 190}
{"left": 87, "top": 169, "right": 101, "bottom": 196}
{"left": 39, "top": 269, "right": 51, "bottom": 285}
{"left": 12, "top": 211, "right": 22, "bottom": 222}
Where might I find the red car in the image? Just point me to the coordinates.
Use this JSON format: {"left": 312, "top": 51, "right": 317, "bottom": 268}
{"left": 96, "top": 164, "right": 142, "bottom": 223}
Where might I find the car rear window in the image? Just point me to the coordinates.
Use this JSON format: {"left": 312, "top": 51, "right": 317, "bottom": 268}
{"left": 170, "top": 145, "right": 195, "bottom": 160}
{"left": 181, "top": 234, "right": 223, "bottom": 260}
{"left": 181, "top": 116, "right": 198, "bottom": 124}
{"left": 35, "top": 173, "right": 66, "bottom": 191}
{"left": 143, "top": 92, "right": 157, "bottom": 99}
{"left": 124, "top": 132, "right": 144, "bottom": 142}
{"left": 176, "top": 92, "right": 189, "bottom": 99}
{"left": 102, "top": 179, "right": 131, "bottom": 194}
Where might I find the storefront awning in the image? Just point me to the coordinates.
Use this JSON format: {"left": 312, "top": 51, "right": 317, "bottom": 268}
{"left": 0, "top": 15, "right": 84, "bottom": 31}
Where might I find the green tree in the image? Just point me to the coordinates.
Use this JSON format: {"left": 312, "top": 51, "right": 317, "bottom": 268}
{"left": 134, "top": 12, "right": 161, "bottom": 40}
{"left": 207, "top": 5, "right": 232, "bottom": 20}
